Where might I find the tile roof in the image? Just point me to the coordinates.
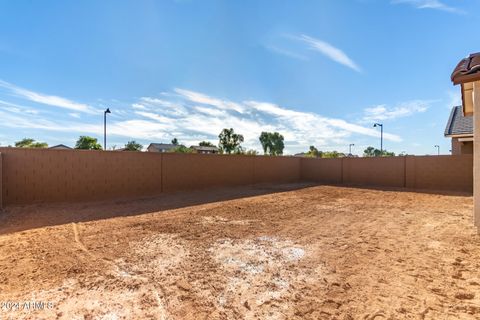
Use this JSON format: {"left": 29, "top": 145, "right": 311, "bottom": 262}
{"left": 147, "top": 143, "right": 177, "bottom": 150}
{"left": 190, "top": 145, "right": 219, "bottom": 151}
{"left": 451, "top": 52, "right": 480, "bottom": 85}
{"left": 444, "top": 106, "right": 473, "bottom": 137}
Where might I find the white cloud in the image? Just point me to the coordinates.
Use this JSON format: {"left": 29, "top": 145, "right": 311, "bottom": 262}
{"left": 362, "top": 100, "right": 431, "bottom": 122}
{"left": 175, "top": 88, "right": 246, "bottom": 113}
{"left": 0, "top": 99, "right": 39, "bottom": 115}
{"left": 391, "top": 0, "right": 464, "bottom": 14}
{"left": 265, "top": 45, "right": 308, "bottom": 61}
{"left": 295, "top": 34, "right": 361, "bottom": 72}
{"left": 0, "top": 80, "right": 98, "bottom": 114}
{"left": 0, "top": 87, "right": 403, "bottom": 153}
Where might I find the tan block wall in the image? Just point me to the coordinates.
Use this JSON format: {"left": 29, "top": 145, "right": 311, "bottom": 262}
{"left": 162, "top": 153, "right": 255, "bottom": 192}
{"left": 405, "top": 155, "right": 473, "bottom": 192}
{"left": 0, "top": 148, "right": 473, "bottom": 206}
{"left": 300, "top": 158, "right": 343, "bottom": 184}
{"left": 161, "top": 154, "right": 301, "bottom": 192}
{"left": 302, "top": 155, "right": 473, "bottom": 193}
{"left": 0, "top": 148, "right": 163, "bottom": 205}
{"left": 253, "top": 156, "right": 301, "bottom": 184}
{"left": 343, "top": 157, "right": 406, "bottom": 188}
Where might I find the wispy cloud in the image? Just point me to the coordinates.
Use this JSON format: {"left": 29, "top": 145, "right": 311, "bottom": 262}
{"left": 362, "top": 100, "right": 431, "bottom": 122}
{"left": 391, "top": 0, "right": 465, "bottom": 14}
{"left": 0, "top": 80, "right": 98, "bottom": 114}
{"left": 264, "top": 45, "right": 308, "bottom": 61}
{"left": 294, "top": 34, "right": 361, "bottom": 72}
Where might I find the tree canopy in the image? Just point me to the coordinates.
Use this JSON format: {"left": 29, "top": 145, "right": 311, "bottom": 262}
{"left": 172, "top": 145, "right": 194, "bottom": 153}
{"left": 322, "top": 151, "right": 345, "bottom": 158}
{"left": 14, "top": 138, "right": 48, "bottom": 148}
{"left": 171, "top": 138, "right": 179, "bottom": 145}
{"left": 75, "top": 136, "right": 102, "bottom": 150}
{"left": 244, "top": 149, "right": 259, "bottom": 156}
{"left": 218, "top": 128, "right": 244, "bottom": 154}
{"left": 306, "top": 145, "right": 323, "bottom": 158}
{"left": 363, "top": 146, "right": 395, "bottom": 157}
{"left": 124, "top": 140, "right": 143, "bottom": 151}
{"left": 304, "top": 146, "right": 344, "bottom": 158}
{"left": 259, "top": 132, "right": 285, "bottom": 156}
{"left": 199, "top": 141, "right": 215, "bottom": 147}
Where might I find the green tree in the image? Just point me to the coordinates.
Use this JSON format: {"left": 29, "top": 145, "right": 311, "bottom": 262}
{"left": 172, "top": 145, "right": 194, "bottom": 153}
{"left": 259, "top": 132, "right": 285, "bottom": 156}
{"left": 244, "top": 149, "right": 259, "bottom": 156}
{"left": 363, "top": 146, "right": 395, "bottom": 157}
{"left": 322, "top": 151, "right": 345, "bottom": 158}
{"left": 218, "top": 128, "right": 244, "bottom": 154}
{"left": 14, "top": 138, "right": 48, "bottom": 148}
{"left": 124, "top": 140, "right": 143, "bottom": 151}
{"left": 306, "top": 145, "right": 323, "bottom": 158}
{"left": 199, "top": 141, "right": 215, "bottom": 147}
{"left": 171, "top": 138, "right": 179, "bottom": 145}
{"left": 75, "top": 136, "right": 102, "bottom": 150}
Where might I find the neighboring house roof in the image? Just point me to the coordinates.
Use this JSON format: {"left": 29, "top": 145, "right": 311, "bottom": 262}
{"left": 294, "top": 152, "right": 308, "bottom": 157}
{"left": 444, "top": 106, "right": 473, "bottom": 137}
{"left": 147, "top": 143, "right": 177, "bottom": 151}
{"left": 190, "top": 145, "right": 219, "bottom": 152}
{"left": 451, "top": 52, "right": 480, "bottom": 85}
{"left": 49, "top": 144, "right": 72, "bottom": 149}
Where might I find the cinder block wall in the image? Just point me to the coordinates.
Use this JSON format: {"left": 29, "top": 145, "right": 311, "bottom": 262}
{"left": 301, "top": 155, "right": 473, "bottom": 193}
{"left": 0, "top": 147, "right": 473, "bottom": 207}
{"left": 405, "top": 155, "right": 473, "bottom": 192}
{"left": 0, "top": 148, "right": 163, "bottom": 205}
{"left": 0, "top": 148, "right": 303, "bottom": 206}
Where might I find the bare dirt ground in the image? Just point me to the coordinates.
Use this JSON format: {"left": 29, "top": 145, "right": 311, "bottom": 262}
{"left": 0, "top": 184, "right": 479, "bottom": 319}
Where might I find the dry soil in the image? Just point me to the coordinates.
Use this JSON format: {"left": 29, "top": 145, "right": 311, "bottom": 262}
{"left": 0, "top": 184, "right": 479, "bottom": 319}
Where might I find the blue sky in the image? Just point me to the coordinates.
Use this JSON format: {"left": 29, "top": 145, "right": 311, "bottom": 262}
{"left": 0, "top": 0, "right": 478, "bottom": 155}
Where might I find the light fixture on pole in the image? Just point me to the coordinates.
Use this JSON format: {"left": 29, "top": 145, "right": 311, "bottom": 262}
{"left": 349, "top": 143, "right": 354, "bottom": 155}
{"left": 373, "top": 123, "right": 383, "bottom": 155}
{"left": 434, "top": 145, "right": 440, "bottom": 156}
{"left": 104, "top": 108, "right": 111, "bottom": 150}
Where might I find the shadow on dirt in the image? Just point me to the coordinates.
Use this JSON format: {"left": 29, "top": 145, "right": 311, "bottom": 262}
{"left": 0, "top": 182, "right": 471, "bottom": 235}
{"left": 0, "top": 183, "right": 315, "bottom": 235}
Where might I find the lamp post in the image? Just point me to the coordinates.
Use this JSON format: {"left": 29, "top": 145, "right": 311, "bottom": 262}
{"left": 349, "top": 143, "right": 354, "bottom": 155}
{"left": 434, "top": 145, "right": 440, "bottom": 156}
{"left": 104, "top": 108, "right": 111, "bottom": 150}
{"left": 373, "top": 123, "right": 383, "bottom": 155}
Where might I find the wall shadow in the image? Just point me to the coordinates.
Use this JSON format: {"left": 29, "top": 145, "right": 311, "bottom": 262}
{"left": 0, "top": 183, "right": 315, "bottom": 235}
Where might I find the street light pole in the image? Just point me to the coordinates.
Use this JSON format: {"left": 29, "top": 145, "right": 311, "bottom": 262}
{"left": 373, "top": 123, "right": 383, "bottom": 155}
{"left": 434, "top": 145, "right": 440, "bottom": 156}
{"left": 104, "top": 108, "right": 111, "bottom": 150}
{"left": 349, "top": 143, "right": 354, "bottom": 155}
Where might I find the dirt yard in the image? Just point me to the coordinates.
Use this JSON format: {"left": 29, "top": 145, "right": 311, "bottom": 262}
{"left": 0, "top": 184, "right": 479, "bottom": 319}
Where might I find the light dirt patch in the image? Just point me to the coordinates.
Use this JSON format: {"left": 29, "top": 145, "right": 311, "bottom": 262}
{"left": 208, "top": 237, "right": 310, "bottom": 319}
